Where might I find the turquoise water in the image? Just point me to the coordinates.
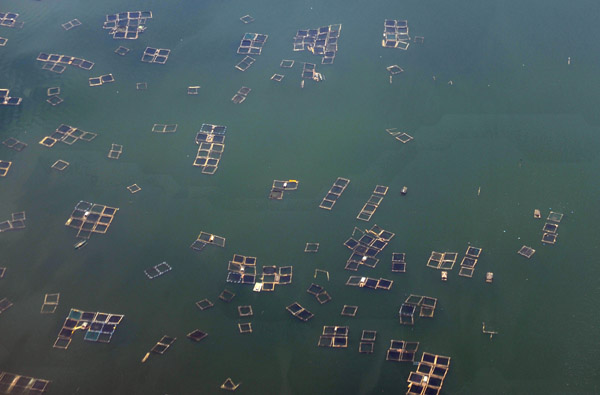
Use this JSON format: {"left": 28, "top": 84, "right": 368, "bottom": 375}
{"left": 1, "top": 0, "right": 600, "bottom": 393}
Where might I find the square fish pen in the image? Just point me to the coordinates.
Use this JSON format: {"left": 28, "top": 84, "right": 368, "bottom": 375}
{"left": 235, "top": 56, "right": 255, "bottom": 71}
{"left": 386, "top": 128, "right": 414, "bottom": 143}
{"left": 280, "top": 59, "right": 294, "bottom": 68}
{"left": 386, "top": 340, "right": 419, "bottom": 362}
{"left": 191, "top": 231, "right": 226, "bottom": 250}
{"left": 343, "top": 224, "right": 394, "bottom": 270}
{"left": 144, "top": 262, "right": 171, "bottom": 279}
{"left": 41, "top": 293, "right": 60, "bottom": 314}
{"left": 319, "top": 177, "right": 350, "bottom": 210}
{"left": 195, "top": 299, "right": 214, "bottom": 311}
{"left": 286, "top": 302, "right": 314, "bottom": 322}
{"left": 304, "top": 243, "right": 319, "bottom": 253}
{"left": 359, "top": 330, "right": 377, "bottom": 354}
{"left": 151, "top": 336, "right": 176, "bottom": 354}
{"left": 219, "top": 289, "right": 236, "bottom": 303}
{"left": 104, "top": 11, "right": 152, "bottom": 40}
{"left": 517, "top": 245, "right": 535, "bottom": 258}
{"left": 407, "top": 352, "right": 451, "bottom": 394}
{"left": 238, "top": 322, "right": 252, "bottom": 334}
{"left": 2, "top": 137, "right": 27, "bottom": 152}
{"left": 141, "top": 47, "right": 170, "bottom": 64}
{"left": 238, "top": 305, "right": 253, "bottom": 317}
{"left": 152, "top": 124, "right": 177, "bottom": 133}
{"left": 51, "top": 160, "right": 69, "bottom": 171}
{"left": 306, "top": 283, "right": 331, "bottom": 304}
{"left": 356, "top": 185, "right": 388, "bottom": 221}
{"left": 64, "top": 201, "right": 118, "bottom": 239}
{"left": 0, "top": 161, "right": 11, "bottom": 177}
{"left": 54, "top": 309, "right": 124, "bottom": 348}
{"left": 318, "top": 326, "right": 348, "bottom": 348}
{"left": 114, "top": 46, "right": 130, "bottom": 56}
{"left": 188, "top": 86, "right": 201, "bottom": 95}
{"left": 187, "top": 329, "right": 208, "bottom": 342}
{"left": 237, "top": 33, "right": 268, "bottom": 55}
{"left": 0, "top": 371, "right": 50, "bottom": 394}
{"left": 270, "top": 74, "right": 284, "bottom": 82}
{"left": 240, "top": 15, "right": 255, "bottom": 24}
{"left": 127, "top": 184, "right": 141, "bottom": 194}
{"left": 107, "top": 144, "right": 123, "bottom": 159}
{"left": 382, "top": 19, "right": 411, "bottom": 49}
{"left": 232, "top": 86, "right": 251, "bottom": 104}
{"left": 340, "top": 305, "right": 358, "bottom": 317}
{"left": 221, "top": 378, "right": 240, "bottom": 391}
{"left": 293, "top": 24, "right": 341, "bottom": 64}
{"left": 392, "top": 252, "right": 407, "bottom": 273}
{"left": 40, "top": 124, "right": 97, "bottom": 148}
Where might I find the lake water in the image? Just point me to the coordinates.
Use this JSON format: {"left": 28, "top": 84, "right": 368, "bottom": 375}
{"left": 1, "top": 0, "right": 600, "bottom": 394}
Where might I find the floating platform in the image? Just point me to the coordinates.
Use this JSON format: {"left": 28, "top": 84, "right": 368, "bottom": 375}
{"left": 319, "top": 177, "right": 350, "bottom": 210}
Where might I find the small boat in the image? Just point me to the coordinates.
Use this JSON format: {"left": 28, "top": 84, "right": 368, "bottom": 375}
{"left": 441, "top": 271, "right": 448, "bottom": 281}
{"left": 486, "top": 272, "right": 494, "bottom": 283}
{"left": 533, "top": 209, "right": 541, "bottom": 219}
{"left": 74, "top": 239, "right": 88, "bottom": 249}
{"left": 401, "top": 186, "right": 408, "bottom": 195}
